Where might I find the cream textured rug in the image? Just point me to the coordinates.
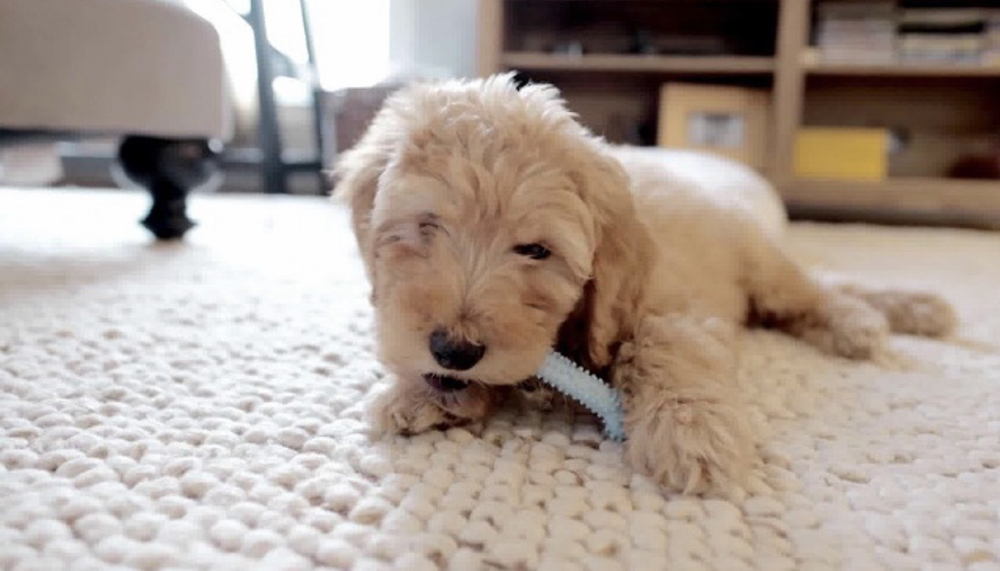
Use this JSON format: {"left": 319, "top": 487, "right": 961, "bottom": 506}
{"left": 2, "top": 187, "right": 999, "bottom": 571}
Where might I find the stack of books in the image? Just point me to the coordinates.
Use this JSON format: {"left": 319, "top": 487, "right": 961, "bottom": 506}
{"left": 987, "top": 11, "right": 1000, "bottom": 66}
{"left": 815, "top": 2, "right": 897, "bottom": 65}
{"left": 815, "top": 2, "right": 1000, "bottom": 67}
{"left": 898, "top": 8, "right": 992, "bottom": 65}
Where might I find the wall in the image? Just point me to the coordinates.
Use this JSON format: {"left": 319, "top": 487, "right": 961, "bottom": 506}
{"left": 389, "top": 0, "right": 479, "bottom": 80}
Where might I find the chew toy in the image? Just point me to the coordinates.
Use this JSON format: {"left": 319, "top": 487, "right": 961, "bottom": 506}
{"left": 535, "top": 351, "right": 626, "bottom": 441}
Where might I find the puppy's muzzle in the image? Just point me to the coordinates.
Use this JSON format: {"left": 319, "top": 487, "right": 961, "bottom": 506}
{"left": 429, "top": 328, "right": 486, "bottom": 371}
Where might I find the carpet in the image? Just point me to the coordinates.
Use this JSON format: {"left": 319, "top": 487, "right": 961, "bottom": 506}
{"left": 1, "top": 187, "right": 999, "bottom": 571}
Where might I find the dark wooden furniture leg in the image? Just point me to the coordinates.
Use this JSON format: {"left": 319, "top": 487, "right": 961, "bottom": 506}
{"left": 117, "top": 136, "right": 219, "bottom": 240}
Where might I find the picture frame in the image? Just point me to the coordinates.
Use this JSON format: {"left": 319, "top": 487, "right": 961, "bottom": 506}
{"left": 657, "top": 82, "right": 771, "bottom": 172}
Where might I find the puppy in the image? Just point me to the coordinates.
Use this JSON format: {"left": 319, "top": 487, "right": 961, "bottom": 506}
{"left": 333, "top": 74, "right": 955, "bottom": 496}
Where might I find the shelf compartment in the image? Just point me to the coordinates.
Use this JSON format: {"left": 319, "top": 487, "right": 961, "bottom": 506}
{"left": 801, "top": 75, "right": 1000, "bottom": 180}
{"left": 503, "top": 0, "right": 779, "bottom": 63}
{"left": 502, "top": 52, "right": 776, "bottom": 74}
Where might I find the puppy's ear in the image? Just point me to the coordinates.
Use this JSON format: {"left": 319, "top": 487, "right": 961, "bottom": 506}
{"left": 573, "top": 152, "right": 655, "bottom": 369}
{"left": 331, "top": 109, "right": 398, "bottom": 283}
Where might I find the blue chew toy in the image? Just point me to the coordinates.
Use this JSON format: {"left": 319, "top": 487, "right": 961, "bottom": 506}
{"left": 535, "top": 351, "right": 626, "bottom": 441}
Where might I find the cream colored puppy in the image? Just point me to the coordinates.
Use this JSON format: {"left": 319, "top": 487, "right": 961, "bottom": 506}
{"left": 333, "top": 74, "right": 954, "bottom": 495}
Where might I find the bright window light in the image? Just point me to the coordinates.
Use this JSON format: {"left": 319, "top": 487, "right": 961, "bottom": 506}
{"left": 305, "top": 0, "right": 391, "bottom": 91}
{"left": 186, "top": 0, "right": 391, "bottom": 92}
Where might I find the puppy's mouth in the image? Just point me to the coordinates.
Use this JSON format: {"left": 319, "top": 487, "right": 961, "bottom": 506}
{"left": 423, "top": 373, "right": 472, "bottom": 392}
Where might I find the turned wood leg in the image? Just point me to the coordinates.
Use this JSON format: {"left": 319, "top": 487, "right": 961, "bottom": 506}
{"left": 117, "top": 136, "right": 220, "bottom": 240}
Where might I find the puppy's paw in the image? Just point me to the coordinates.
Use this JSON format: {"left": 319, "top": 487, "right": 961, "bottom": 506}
{"left": 367, "top": 376, "right": 494, "bottom": 437}
{"left": 864, "top": 290, "right": 956, "bottom": 337}
{"left": 514, "top": 377, "right": 560, "bottom": 412}
{"left": 367, "top": 379, "right": 453, "bottom": 436}
{"left": 833, "top": 284, "right": 957, "bottom": 338}
{"left": 624, "top": 394, "right": 753, "bottom": 499}
{"left": 803, "top": 292, "right": 890, "bottom": 359}
{"left": 892, "top": 292, "right": 956, "bottom": 337}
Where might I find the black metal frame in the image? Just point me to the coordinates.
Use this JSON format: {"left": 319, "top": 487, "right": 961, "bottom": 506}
{"left": 244, "top": 0, "right": 325, "bottom": 194}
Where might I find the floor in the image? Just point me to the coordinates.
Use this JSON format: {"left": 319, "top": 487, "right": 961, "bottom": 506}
{"left": 1, "top": 187, "right": 999, "bottom": 570}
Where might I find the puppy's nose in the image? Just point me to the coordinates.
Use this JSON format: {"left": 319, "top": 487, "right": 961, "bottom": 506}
{"left": 429, "top": 328, "right": 486, "bottom": 371}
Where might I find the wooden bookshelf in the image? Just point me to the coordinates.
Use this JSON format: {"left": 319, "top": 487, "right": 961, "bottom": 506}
{"left": 478, "top": 0, "right": 1000, "bottom": 227}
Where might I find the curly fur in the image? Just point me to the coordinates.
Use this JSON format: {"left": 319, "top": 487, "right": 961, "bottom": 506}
{"left": 332, "top": 74, "right": 956, "bottom": 497}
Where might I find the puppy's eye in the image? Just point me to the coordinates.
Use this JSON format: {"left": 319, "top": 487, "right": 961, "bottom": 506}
{"left": 513, "top": 243, "right": 551, "bottom": 260}
{"left": 419, "top": 220, "right": 439, "bottom": 237}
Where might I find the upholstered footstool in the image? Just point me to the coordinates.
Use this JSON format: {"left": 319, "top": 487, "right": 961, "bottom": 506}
{"left": 0, "top": 0, "right": 230, "bottom": 239}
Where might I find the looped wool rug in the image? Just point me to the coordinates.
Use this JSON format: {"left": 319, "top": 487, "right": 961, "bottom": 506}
{"left": 1, "top": 188, "right": 999, "bottom": 570}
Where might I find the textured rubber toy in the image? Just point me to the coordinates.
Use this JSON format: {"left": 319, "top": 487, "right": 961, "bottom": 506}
{"left": 536, "top": 351, "right": 626, "bottom": 441}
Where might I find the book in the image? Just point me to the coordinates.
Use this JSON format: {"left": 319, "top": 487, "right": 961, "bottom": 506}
{"left": 897, "top": 8, "right": 992, "bottom": 64}
{"left": 899, "top": 33, "right": 985, "bottom": 63}
{"left": 816, "top": 1, "right": 898, "bottom": 64}
{"left": 986, "top": 10, "right": 1000, "bottom": 65}
{"left": 899, "top": 8, "right": 988, "bottom": 28}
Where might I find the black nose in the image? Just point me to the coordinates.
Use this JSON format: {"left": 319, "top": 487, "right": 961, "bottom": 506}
{"left": 429, "top": 329, "right": 486, "bottom": 371}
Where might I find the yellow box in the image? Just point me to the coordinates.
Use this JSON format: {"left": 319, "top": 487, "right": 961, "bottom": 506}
{"left": 793, "top": 127, "right": 888, "bottom": 181}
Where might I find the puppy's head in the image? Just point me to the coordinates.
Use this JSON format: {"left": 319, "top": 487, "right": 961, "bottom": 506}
{"left": 334, "top": 74, "right": 648, "bottom": 394}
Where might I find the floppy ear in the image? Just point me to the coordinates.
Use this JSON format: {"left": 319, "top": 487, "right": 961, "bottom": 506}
{"left": 572, "top": 151, "right": 655, "bottom": 369}
{"left": 332, "top": 82, "right": 437, "bottom": 284}
{"left": 332, "top": 134, "right": 392, "bottom": 284}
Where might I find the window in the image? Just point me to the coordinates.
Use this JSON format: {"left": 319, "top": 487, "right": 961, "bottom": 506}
{"left": 186, "top": 0, "right": 391, "bottom": 91}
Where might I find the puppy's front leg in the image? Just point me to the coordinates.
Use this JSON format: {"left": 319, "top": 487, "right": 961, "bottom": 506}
{"left": 612, "top": 313, "right": 754, "bottom": 497}
{"left": 367, "top": 374, "right": 493, "bottom": 436}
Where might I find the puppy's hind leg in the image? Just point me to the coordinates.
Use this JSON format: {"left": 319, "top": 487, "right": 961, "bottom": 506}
{"left": 743, "top": 234, "right": 889, "bottom": 360}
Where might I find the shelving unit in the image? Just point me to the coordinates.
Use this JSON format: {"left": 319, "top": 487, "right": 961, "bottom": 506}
{"left": 477, "top": 0, "right": 1000, "bottom": 227}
